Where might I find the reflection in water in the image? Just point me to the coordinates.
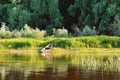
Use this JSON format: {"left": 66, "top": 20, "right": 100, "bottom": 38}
{"left": 0, "top": 63, "right": 120, "bottom": 80}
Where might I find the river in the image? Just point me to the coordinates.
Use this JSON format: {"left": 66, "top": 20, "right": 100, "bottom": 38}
{"left": 0, "top": 62, "right": 119, "bottom": 80}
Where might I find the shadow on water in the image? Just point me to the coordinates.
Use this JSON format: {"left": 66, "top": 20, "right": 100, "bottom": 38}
{"left": 0, "top": 62, "right": 120, "bottom": 80}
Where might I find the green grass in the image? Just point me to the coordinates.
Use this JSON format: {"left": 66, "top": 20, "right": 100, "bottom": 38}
{"left": 0, "top": 36, "right": 120, "bottom": 72}
{"left": 0, "top": 36, "right": 120, "bottom": 49}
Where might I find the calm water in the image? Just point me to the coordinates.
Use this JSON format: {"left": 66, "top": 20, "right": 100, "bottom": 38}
{"left": 0, "top": 62, "right": 120, "bottom": 80}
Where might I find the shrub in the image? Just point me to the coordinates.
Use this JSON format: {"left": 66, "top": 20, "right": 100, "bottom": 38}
{"left": 11, "top": 30, "right": 21, "bottom": 38}
{"left": 0, "top": 24, "right": 46, "bottom": 39}
{"left": 21, "top": 24, "right": 46, "bottom": 38}
{"left": 46, "top": 25, "right": 53, "bottom": 36}
{"left": 21, "top": 24, "right": 32, "bottom": 38}
{"left": 82, "top": 26, "right": 97, "bottom": 36}
{"left": 112, "top": 15, "right": 120, "bottom": 36}
{"left": 0, "top": 22, "right": 12, "bottom": 38}
{"left": 53, "top": 28, "right": 68, "bottom": 37}
{"left": 32, "top": 28, "right": 46, "bottom": 38}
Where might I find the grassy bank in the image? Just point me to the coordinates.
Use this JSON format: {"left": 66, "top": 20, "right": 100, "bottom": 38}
{"left": 0, "top": 36, "right": 120, "bottom": 71}
{"left": 0, "top": 36, "right": 120, "bottom": 49}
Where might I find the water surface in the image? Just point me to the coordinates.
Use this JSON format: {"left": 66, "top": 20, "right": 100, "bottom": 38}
{"left": 0, "top": 62, "right": 119, "bottom": 80}
{"left": 0, "top": 49, "right": 120, "bottom": 80}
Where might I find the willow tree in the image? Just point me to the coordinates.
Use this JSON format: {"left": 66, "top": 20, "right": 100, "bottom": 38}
{"left": 30, "top": 0, "right": 63, "bottom": 35}
{"left": 68, "top": 0, "right": 120, "bottom": 35}
{"left": 48, "top": 0, "right": 63, "bottom": 27}
{"left": 8, "top": 5, "right": 31, "bottom": 30}
{"left": 30, "top": 0, "right": 62, "bottom": 28}
{"left": 0, "top": 4, "right": 10, "bottom": 25}
{"left": 58, "top": 0, "right": 75, "bottom": 31}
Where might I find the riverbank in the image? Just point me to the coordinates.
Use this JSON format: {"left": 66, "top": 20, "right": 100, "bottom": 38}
{"left": 0, "top": 36, "right": 120, "bottom": 49}
{"left": 0, "top": 36, "right": 120, "bottom": 71}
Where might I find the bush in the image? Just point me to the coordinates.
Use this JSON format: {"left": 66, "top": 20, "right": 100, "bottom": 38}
{"left": 46, "top": 25, "right": 53, "bottom": 36}
{"left": 20, "top": 24, "right": 32, "bottom": 38}
{"left": 21, "top": 24, "right": 46, "bottom": 38}
{"left": 32, "top": 29, "right": 46, "bottom": 38}
{"left": 112, "top": 15, "right": 120, "bottom": 36}
{"left": 11, "top": 30, "right": 21, "bottom": 38}
{"left": 0, "top": 22, "right": 12, "bottom": 38}
{"left": 0, "top": 24, "right": 46, "bottom": 39}
{"left": 82, "top": 26, "right": 97, "bottom": 36}
{"left": 53, "top": 28, "right": 68, "bottom": 37}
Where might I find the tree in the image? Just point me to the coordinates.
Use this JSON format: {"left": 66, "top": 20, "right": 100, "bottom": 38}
{"left": 30, "top": 0, "right": 63, "bottom": 29}
{"left": 8, "top": 5, "right": 31, "bottom": 30}
{"left": 68, "top": 0, "right": 120, "bottom": 35}
{"left": 59, "top": 0, "right": 75, "bottom": 31}
{"left": 0, "top": 4, "right": 10, "bottom": 25}
{"left": 0, "top": 0, "right": 11, "bottom": 4}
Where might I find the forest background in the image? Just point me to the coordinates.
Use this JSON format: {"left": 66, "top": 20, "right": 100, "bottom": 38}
{"left": 0, "top": 0, "right": 120, "bottom": 37}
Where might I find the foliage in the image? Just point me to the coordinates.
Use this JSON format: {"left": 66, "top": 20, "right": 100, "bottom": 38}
{"left": 8, "top": 5, "right": 31, "bottom": 30}
{"left": 53, "top": 28, "right": 68, "bottom": 37}
{"left": 0, "top": 4, "right": 10, "bottom": 24}
{"left": 0, "top": 22, "right": 12, "bottom": 38}
{"left": 1, "top": 0, "right": 120, "bottom": 35}
{"left": 48, "top": 0, "right": 63, "bottom": 27}
{"left": 0, "top": 23, "right": 46, "bottom": 39}
{"left": 112, "top": 15, "right": 120, "bottom": 36}
{"left": 11, "top": 30, "right": 21, "bottom": 38}
{"left": 68, "top": 0, "right": 120, "bottom": 35}
{"left": 20, "top": 24, "right": 46, "bottom": 38}
{"left": 32, "top": 29, "right": 46, "bottom": 38}
{"left": 30, "top": 0, "right": 63, "bottom": 29}
{"left": 82, "top": 25, "right": 97, "bottom": 36}
{"left": 46, "top": 25, "right": 54, "bottom": 36}
{"left": 20, "top": 24, "right": 33, "bottom": 38}
{"left": 0, "top": 36, "right": 120, "bottom": 49}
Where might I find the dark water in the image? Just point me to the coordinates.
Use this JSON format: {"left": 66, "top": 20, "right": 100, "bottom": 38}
{"left": 0, "top": 63, "right": 120, "bottom": 80}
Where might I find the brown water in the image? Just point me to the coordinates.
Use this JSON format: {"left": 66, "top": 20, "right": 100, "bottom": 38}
{"left": 0, "top": 62, "right": 119, "bottom": 80}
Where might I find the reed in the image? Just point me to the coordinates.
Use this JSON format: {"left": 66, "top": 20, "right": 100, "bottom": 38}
{"left": 51, "top": 48, "right": 120, "bottom": 72}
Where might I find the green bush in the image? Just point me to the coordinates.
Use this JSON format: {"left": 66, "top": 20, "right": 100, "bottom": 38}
{"left": 82, "top": 26, "right": 97, "bottom": 36}
{"left": 21, "top": 24, "right": 46, "bottom": 38}
{"left": 0, "top": 24, "right": 46, "bottom": 39}
{"left": 53, "top": 28, "right": 68, "bottom": 37}
{"left": 46, "top": 25, "right": 53, "bottom": 36}
{"left": 0, "top": 22, "right": 12, "bottom": 38}
{"left": 11, "top": 30, "right": 21, "bottom": 38}
{"left": 21, "top": 24, "right": 33, "bottom": 38}
{"left": 113, "top": 15, "right": 120, "bottom": 36}
{"left": 32, "top": 29, "right": 46, "bottom": 38}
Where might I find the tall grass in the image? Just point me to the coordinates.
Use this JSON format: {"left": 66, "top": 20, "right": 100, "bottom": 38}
{"left": 51, "top": 48, "right": 120, "bottom": 72}
{"left": 0, "top": 36, "right": 120, "bottom": 49}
